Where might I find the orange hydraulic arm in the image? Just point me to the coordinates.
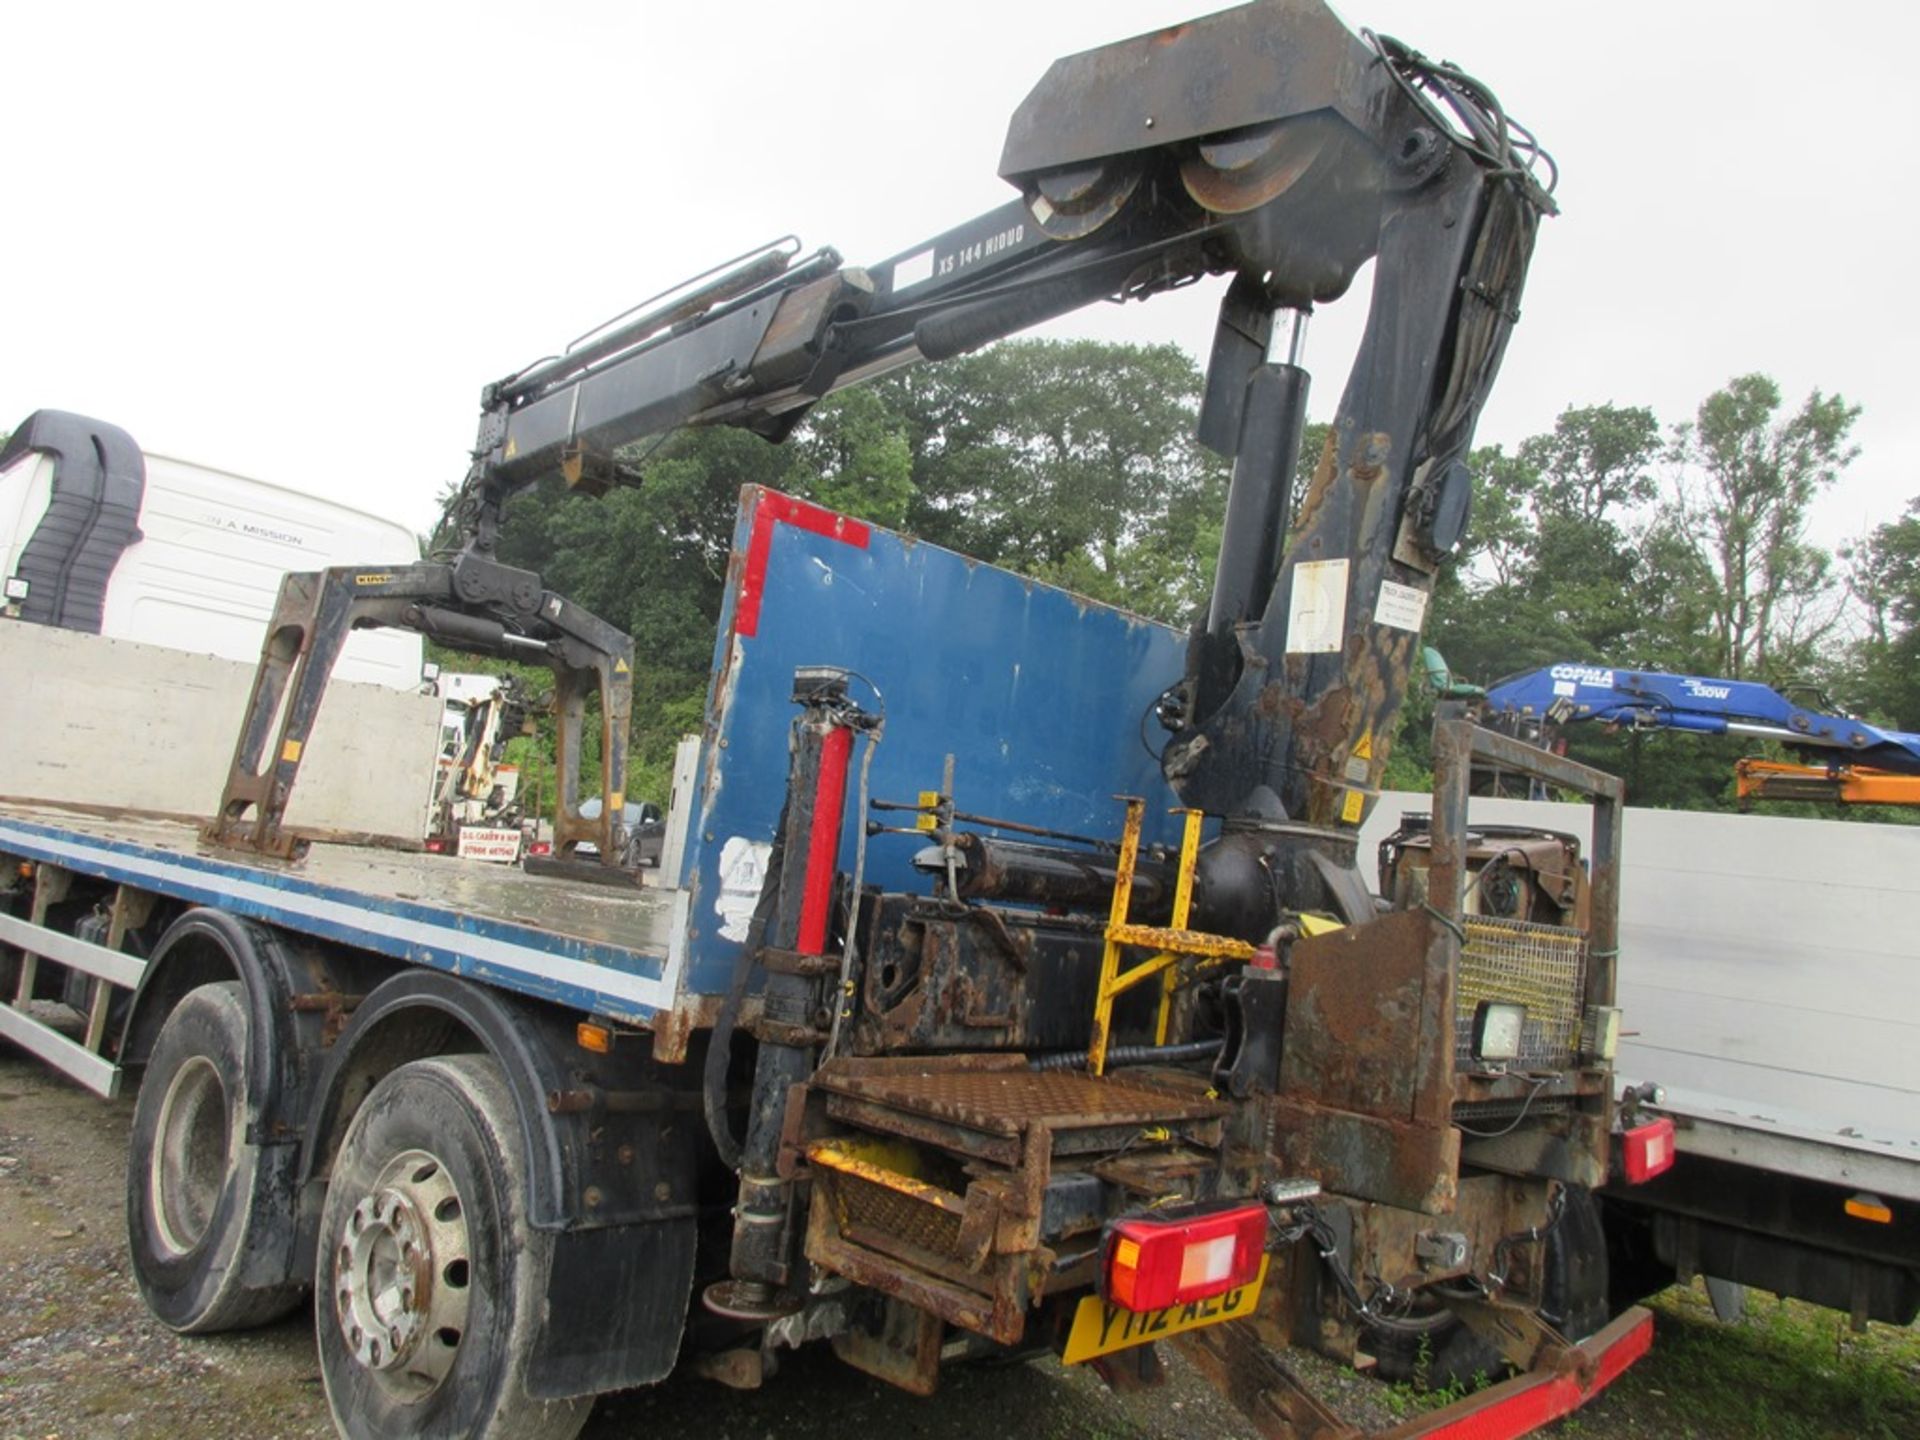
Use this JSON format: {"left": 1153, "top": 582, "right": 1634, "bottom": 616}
{"left": 1735, "top": 757, "right": 1920, "bottom": 807}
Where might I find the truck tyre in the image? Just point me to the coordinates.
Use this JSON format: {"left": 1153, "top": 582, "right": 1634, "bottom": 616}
{"left": 315, "top": 1055, "right": 587, "bottom": 1440}
{"left": 1368, "top": 1184, "right": 1610, "bottom": 1391}
{"left": 126, "top": 981, "right": 306, "bottom": 1332}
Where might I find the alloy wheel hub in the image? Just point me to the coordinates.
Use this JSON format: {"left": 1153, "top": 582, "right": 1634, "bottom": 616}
{"left": 334, "top": 1150, "right": 471, "bottom": 1397}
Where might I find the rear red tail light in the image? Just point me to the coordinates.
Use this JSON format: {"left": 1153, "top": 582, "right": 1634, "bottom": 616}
{"left": 528, "top": 840, "right": 552, "bottom": 857}
{"left": 424, "top": 837, "right": 446, "bottom": 853}
{"left": 1621, "top": 1116, "right": 1675, "bottom": 1184}
{"left": 1104, "top": 1204, "right": 1267, "bottom": 1313}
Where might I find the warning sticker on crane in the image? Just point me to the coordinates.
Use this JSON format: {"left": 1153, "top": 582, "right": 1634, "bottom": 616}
{"left": 1285, "top": 559, "right": 1348, "bottom": 654}
{"left": 1339, "top": 731, "right": 1373, "bottom": 824}
{"left": 1374, "top": 580, "right": 1429, "bottom": 632}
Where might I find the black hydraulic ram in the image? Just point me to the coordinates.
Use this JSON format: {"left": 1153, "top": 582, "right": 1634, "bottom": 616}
{"left": 917, "top": 832, "right": 1173, "bottom": 916}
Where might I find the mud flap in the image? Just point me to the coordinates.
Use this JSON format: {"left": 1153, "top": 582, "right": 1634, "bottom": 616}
{"left": 527, "top": 1217, "right": 699, "bottom": 1398}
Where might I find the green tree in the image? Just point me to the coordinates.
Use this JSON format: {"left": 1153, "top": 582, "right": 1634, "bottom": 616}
{"left": 1426, "top": 408, "right": 1662, "bottom": 692}
{"left": 1426, "top": 391, "right": 1847, "bottom": 812}
{"left": 1665, "top": 375, "right": 1859, "bottom": 678}
{"left": 1846, "top": 498, "right": 1920, "bottom": 728}
{"left": 877, "top": 339, "right": 1230, "bottom": 622}
{"left": 783, "top": 387, "right": 915, "bottom": 526}
{"left": 482, "top": 427, "right": 791, "bottom": 803}
{"left": 1522, "top": 403, "right": 1660, "bottom": 524}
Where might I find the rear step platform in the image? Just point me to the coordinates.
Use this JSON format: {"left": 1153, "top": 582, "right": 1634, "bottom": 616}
{"left": 785, "top": 1055, "right": 1231, "bottom": 1347}
{"left": 810, "top": 1054, "right": 1229, "bottom": 1163}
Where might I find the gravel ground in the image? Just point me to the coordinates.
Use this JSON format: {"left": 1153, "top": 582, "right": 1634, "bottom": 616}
{"left": 0, "top": 1052, "right": 1279, "bottom": 1440}
{"left": 10, "top": 1045, "right": 1905, "bottom": 1440}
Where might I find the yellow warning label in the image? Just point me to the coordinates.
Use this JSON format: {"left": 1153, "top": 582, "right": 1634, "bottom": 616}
{"left": 1353, "top": 729, "right": 1374, "bottom": 760}
{"left": 609, "top": 791, "right": 624, "bottom": 812}
{"left": 504, "top": 438, "right": 518, "bottom": 459}
{"left": 353, "top": 573, "right": 393, "bottom": 587}
{"left": 614, "top": 657, "right": 631, "bottom": 674}
{"left": 1340, "top": 789, "right": 1365, "bottom": 824}
{"left": 916, "top": 790, "right": 941, "bottom": 832}
{"left": 280, "top": 739, "right": 304, "bottom": 764}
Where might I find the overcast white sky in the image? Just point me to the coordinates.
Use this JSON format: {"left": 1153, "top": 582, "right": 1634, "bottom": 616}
{"left": 8, "top": 1, "right": 1915, "bottom": 552}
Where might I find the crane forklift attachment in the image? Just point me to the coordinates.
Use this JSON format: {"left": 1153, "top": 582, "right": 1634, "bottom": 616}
{"left": 202, "top": 558, "right": 634, "bottom": 866}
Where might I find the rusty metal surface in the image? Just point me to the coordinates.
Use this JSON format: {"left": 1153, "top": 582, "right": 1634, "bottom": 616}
{"left": 1091, "top": 1146, "right": 1222, "bottom": 1197}
{"left": 831, "top": 1295, "right": 944, "bottom": 1397}
{"left": 1108, "top": 921, "right": 1258, "bottom": 961}
{"left": 855, "top": 898, "right": 1130, "bottom": 1056}
{"left": 648, "top": 992, "right": 742, "bottom": 1064}
{"left": 1279, "top": 909, "right": 1438, "bottom": 1122}
{"left": 795, "top": 1053, "right": 1235, "bottom": 1349}
{"left": 822, "top": 1092, "right": 1023, "bottom": 1170}
{"left": 1269, "top": 1098, "right": 1459, "bottom": 1216}
{"left": 1585, "top": 784, "right": 1624, "bottom": 1014}
{"left": 814, "top": 1064, "right": 1226, "bottom": 1137}
{"left": 1457, "top": 1108, "right": 1609, "bottom": 1190}
{"left": 810, "top": 1139, "right": 972, "bottom": 1263}
{"left": 802, "top": 1188, "right": 1031, "bottom": 1345}
{"left": 1347, "top": 1172, "right": 1552, "bottom": 1297}
{"left": 1467, "top": 723, "right": 1627, "bottom": 806}
{"left": 1089, "top": 797, "right": 1150, "bottom": 1074}
{"left": 1175, "top": 1320, "right": 1360, "bottom": 1440}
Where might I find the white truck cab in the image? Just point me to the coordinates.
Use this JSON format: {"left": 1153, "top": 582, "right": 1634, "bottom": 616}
{"left": 0, "top": 409, "right": 423, "bottom": 688}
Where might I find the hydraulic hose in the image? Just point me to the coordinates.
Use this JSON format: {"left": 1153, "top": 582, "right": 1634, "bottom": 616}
{"left": 1028, "top": 1039, "right": 1224, "bottom": 1072}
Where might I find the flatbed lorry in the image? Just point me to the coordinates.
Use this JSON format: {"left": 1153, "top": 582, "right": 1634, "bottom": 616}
{"left": 0, "top": 493, "right": 1653, "bottom": 1439}
{"left": 1, "top": 5, "right": 1664, "bottom": 1438}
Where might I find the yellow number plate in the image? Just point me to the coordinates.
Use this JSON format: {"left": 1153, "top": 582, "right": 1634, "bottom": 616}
{"left": 1061, "top": 1257, "right": 1268, "bottom": 1365}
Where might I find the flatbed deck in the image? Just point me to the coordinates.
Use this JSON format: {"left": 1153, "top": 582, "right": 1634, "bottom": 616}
{"left": 0, "top": 802, "right": 686, "bottom": 1024}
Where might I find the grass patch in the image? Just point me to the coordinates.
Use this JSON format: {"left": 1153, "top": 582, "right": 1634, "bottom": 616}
{"left": 1552, "top": 1283, "right": 1920, "bottom": 1440}
{"left": 1375, "top": 1333, "right": 1490, "bottom": 1420}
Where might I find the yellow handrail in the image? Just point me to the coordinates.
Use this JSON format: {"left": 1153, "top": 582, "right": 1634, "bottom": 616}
{"left": 1087, "top": 801, "right": 1253, "bottom": 1074}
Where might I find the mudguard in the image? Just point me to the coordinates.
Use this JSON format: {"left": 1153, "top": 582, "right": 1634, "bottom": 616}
{"left": 303, "top": 968, "right": 699, "bottom": 1397}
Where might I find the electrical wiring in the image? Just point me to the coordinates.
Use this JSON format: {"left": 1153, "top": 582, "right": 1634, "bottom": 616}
{"left": 1360, "top": 30, "right": 1560, "bottom": 208}
{"left": 1453, "top": 1073, "right": 1553, "bottom": 1138}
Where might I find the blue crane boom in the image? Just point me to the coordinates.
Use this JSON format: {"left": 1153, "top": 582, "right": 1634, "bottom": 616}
{"left": 1481, "top": 663, "right": 1920, "bottom": 776}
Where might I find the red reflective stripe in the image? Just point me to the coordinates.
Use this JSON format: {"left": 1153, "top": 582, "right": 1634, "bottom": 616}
{"left": 736, "top": 489, "right": 872, "bottom": 638}
{"left": 1400, "top": 1311, "right": 1653, "bottom": 1440}
{"left": 1592, "top": 1310, "right": 1654, "bottom": 1388}
{"left": 798, "top": 724, "right": 853, "bottom": 955}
